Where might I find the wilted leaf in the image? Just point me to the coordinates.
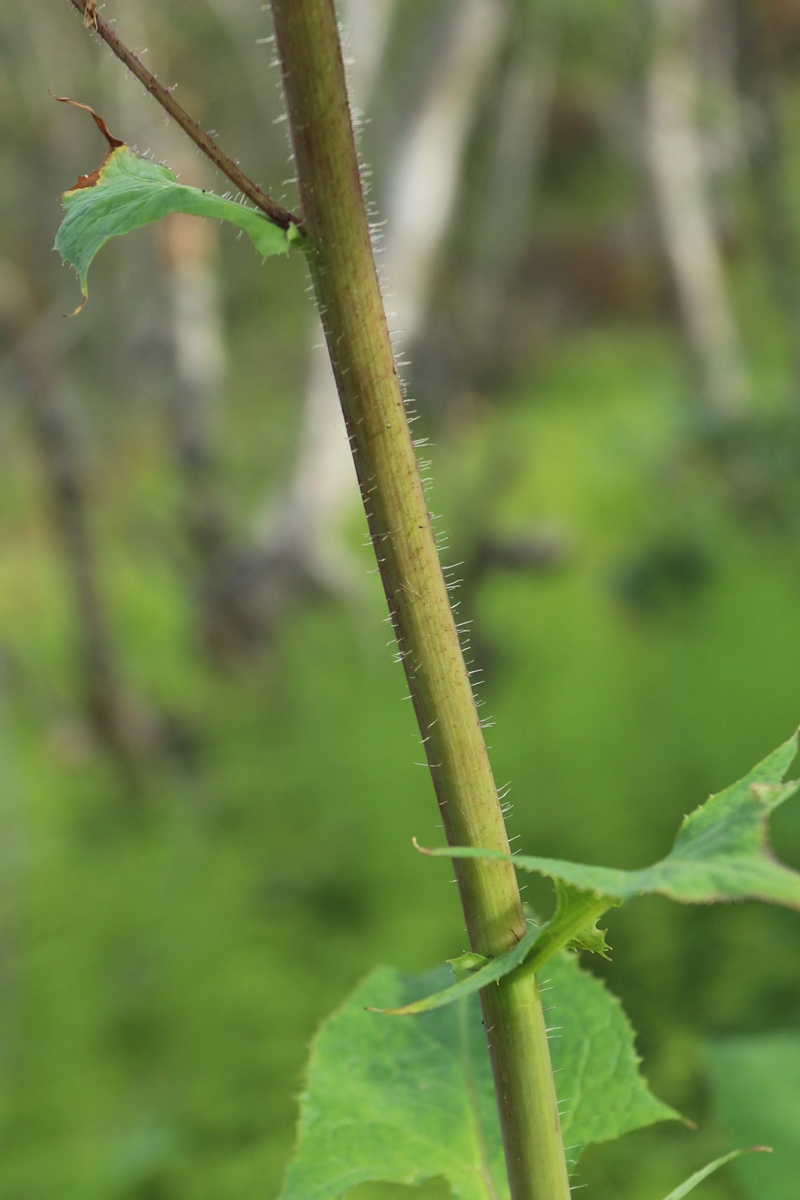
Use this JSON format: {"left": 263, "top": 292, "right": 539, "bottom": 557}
{"left": 279, "top": 957, "right": 678, "bottom": 1200}
{"left": 53, "top": 98, "right": 292, "bottom": 312}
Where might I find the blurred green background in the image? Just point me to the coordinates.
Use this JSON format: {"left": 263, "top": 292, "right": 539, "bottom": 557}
{"left": 2, "top": 1, "right": 800, "bottom": 1197}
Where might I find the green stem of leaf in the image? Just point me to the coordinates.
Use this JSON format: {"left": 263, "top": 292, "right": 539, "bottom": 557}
{"left": 517, "top": 894, "right": 614, "bottom": 983}
{"left": 268, "top": 2, "right": 571, "bottom": 1197}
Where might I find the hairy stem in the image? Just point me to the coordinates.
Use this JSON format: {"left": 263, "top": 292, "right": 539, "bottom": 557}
{"left": 67, "top": 0, "right": 301, "bottom": 231}
{"left": 268, "top": 3, "right": 571, "bottom": 1197}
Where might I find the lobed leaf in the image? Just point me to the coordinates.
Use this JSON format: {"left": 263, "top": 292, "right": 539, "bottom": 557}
{"left": 53, "top": 99, "right": 292, "bottom": 312}
{"left": 554, "top": 881, "right": 612, "bottom": 957}
{"left": 401, "top": 735, "right": 799, "bottom": 1018}
{"left": 278, "top": 956, "right": 678, "bottom": 1200}
{"left": 548, "top": 952, "right": 679, "bottom": 1160}
{"left": 420, "top": 733, "right": 800, "bottom": 908}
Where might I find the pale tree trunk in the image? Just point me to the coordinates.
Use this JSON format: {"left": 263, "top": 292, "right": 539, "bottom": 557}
{"left": 160, "top": 207, "right": 229, "bottom": 567}
{"left": 646, "top": 0, "right": 749, "bottom": 418}
{"left": 732, "top": 0, "right": 800, "bottom": 404}
{"left": 380, "top": 0, "right": 508, "bottom": 340}
{"left": 463, "top": 6, "right": 560, "bottom": 379}
{"left": 339, "top": 0, "right": 397, "bottom": 120}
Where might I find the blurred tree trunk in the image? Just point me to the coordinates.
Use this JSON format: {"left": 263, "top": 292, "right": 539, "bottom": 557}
{"left": 380, "top": 0, "right": 508, "bottom": 342}
{"left": 460, "top": 5, "right": 560, "bottom": 387}
{"left": 15, "top": 313, "right": 159, "bottom": 771}
{"left": 339, "top": 0, "right": 396, "bottom": 114}
{"left": 646, "top": 0, "right": 749, "bottom": 418}
{"left": 159, "top": 209, "right": 231, "bottom": 567}
{"left": 732, "top": 0, "right": 800, "bottom": 404}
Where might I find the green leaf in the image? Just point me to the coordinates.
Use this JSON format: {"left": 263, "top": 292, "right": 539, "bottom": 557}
{"left": 446, "top": 951, "right": 491, "bottom": 983}
{"left": 707, "top": 1033, "right": 800, "bottom": 1200}
{"left": 54, "top": 102, "right": 291, "bottom": 312}
{"left": 553, "top": 881, "right": 612, "bottom": 957}
{"left": 546, "top": 952, "right": 679, "bottom": 1161}
{"left": 372, "top": 884, "right": 615, "bottom": 1017}
{"left": 658, "top": 1148, "right": 771, "bottom": 1200}
{"left": 420, "top": 734, "right": 800, "bottom": 908}
{"left": 399, "top": 737, "right": 799, "bottom": 1019}
{"left": 281, "top": 965, "right": 507, "bottom": 1200}
{"left": 279, "top": 957, "right": 678, "bottom": 1200}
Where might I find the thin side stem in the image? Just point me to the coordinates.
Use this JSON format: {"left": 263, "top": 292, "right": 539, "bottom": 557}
{"left": 66, "top": 0, "right": 302, "bottom": 231}
{"left": 268, "top": 3, "right": 571, "bottom": 1198}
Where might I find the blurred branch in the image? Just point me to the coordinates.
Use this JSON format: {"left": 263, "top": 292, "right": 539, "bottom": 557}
{"left": 65, "top": 0, "right": 302, "bottom": 232}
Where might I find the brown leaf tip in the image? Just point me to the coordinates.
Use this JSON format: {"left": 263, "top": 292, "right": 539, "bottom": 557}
{"left": 51, "top": 94, "right": 125, "bottom": 191}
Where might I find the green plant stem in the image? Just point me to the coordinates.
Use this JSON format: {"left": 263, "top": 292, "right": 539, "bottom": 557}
{"left": 268, "top": 4, "right": 571, "bottom": 1198}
